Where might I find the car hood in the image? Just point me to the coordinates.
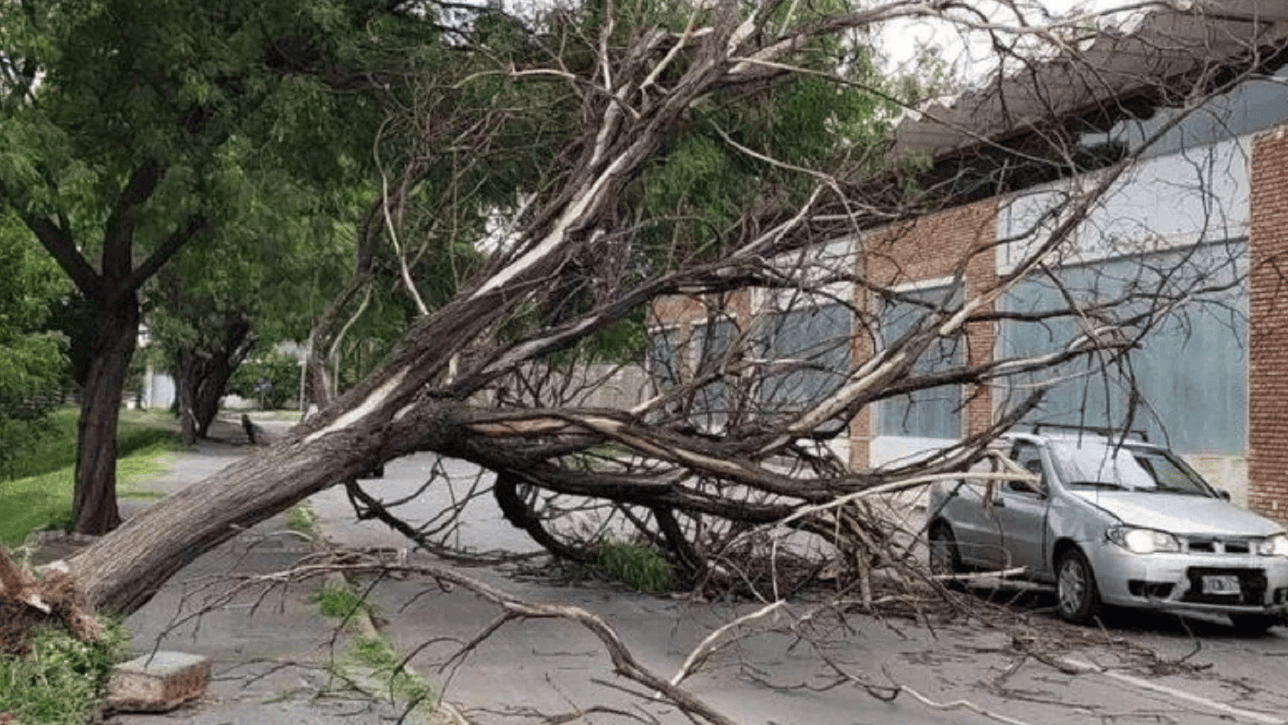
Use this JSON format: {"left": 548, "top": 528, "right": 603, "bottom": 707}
{"left": 1069, "top": 490, "right": 1282, "bottom": 537}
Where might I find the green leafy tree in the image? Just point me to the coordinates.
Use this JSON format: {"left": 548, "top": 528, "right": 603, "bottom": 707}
{"left": 0, "top": 215, "right": 69, "bottom": 477}
{"left": 228, "top": 351, "right": 303, "bottom": 411}
{"left": 147, "top": 171, "right": 357, "bottom": 443}
{"left": 0, "top": 0, "right": 438, "bottom": 533}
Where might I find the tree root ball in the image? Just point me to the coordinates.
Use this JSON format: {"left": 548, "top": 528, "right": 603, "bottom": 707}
{"left": 0, "top": 570, "right": 99, "bottom": 655}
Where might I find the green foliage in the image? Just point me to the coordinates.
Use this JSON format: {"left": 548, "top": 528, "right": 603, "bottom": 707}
{"left": 586, "top": 314, "right": 648, "bottom": 363}
{"left": 630, "top": 31, "right": 899, "bottom": 266}
{"left": 228, "top": 352, "right": 302, "bottom": 410}
{"left": 0, "top": 0, "right": 453, "bottom": 471}
{"left": 884, "top": 44, "right": 958, "bottom": 110}
{"left": 0, "top": 216, "right": 72, "bottom": 474}
{"left": 284, "top": 502, "right": 319, "bottom": 538}
{"left": 310, "top": 579, "right": 437, "bottom": 711}
{"left": 309, "top": 581, "right": 368, "bottom": 621}
{"left": 0, "top": 620, "right": 129, "bottom": 725}
{"left": 596, "top": 540, "right": 672, "bottom": 593}
{"left": 346, "top": 634, "right": 436, "bottom": 712}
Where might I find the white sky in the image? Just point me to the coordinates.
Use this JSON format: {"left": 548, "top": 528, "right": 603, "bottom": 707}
{"left": 877, "top": 0, "right": 1145, "bottom": 86}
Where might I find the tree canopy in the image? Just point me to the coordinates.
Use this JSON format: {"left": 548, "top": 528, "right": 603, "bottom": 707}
{"left": 0, "top": 0, "right": 464, "bottom": 531}
{"left": 0, "top": 214, "right": 68, "bottom": 477}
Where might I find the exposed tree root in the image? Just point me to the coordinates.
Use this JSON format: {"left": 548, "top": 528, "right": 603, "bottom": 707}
{"left": 0, "top": 544, "right": 98, "bottom": 655}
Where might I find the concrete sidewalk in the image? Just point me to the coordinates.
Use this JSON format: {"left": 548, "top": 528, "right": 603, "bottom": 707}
{"left": 106, "top": 433, "right": 411, "bottom": 725}
{"left": 85, "top": 422, "right": 1288, "bottom": 725}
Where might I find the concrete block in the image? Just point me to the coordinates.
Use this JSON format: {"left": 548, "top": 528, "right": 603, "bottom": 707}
{"left": 108, "top": 651, "right": 210, "bottom": 712}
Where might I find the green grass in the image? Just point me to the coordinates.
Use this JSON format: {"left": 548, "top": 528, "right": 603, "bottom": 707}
{"left": 0, "top": 620, "right": 129, "bottom": 725}
{"left": 347, "top": 634, "right": 436, "bottom": 713}
{"left": 309, "top": 581, "right": 369, "bottom": 622}
{"left": 285, "top": 502, "right": 320, "bottom": 538}
{"left": 310, "top": 580, "right": 437, "bottom": 718}
{"left": 3, "top": 407, "right": 178, "bottom": 481}
{"left": 0, "top": 406, "right": 182, "bottom": 547}
{"left": 596, "top": 540, "right": 673, "bottom": 593}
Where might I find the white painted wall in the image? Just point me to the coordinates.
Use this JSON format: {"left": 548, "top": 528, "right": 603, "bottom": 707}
{"left": 995, "top": 135, "right": 1254, "bottom": 501}
{"left": 997, "top": 135, "right": 1251, "bottom": 274}
{"left": 141, "top": 369, "right": 175, "bottom": 409}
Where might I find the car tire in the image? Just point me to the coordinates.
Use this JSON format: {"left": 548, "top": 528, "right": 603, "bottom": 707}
{"left": 1229, "top": 613, "right": 1281, "bottom": 636}
{"left": 1056, "top": 548, "right": 1100, "bottom": 624}
{"left": 929, "top": 522, "right": 964, "bottom": 584}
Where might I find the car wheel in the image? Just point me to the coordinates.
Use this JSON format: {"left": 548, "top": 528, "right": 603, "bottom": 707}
{"left": 1056, "top": 548, "right": 1100, "bottom": 624}
{"left": 1229, "top": 613, "right": 1281, "bottom": 636}
{"left": 929, "top": 522, "right": 963, "bottom": 581}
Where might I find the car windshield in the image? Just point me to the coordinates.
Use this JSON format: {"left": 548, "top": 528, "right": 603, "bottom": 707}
{"left": 1048, "top": 440, "right": 1214, "bottom": 496}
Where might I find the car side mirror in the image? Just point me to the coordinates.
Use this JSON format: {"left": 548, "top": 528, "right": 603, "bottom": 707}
{"left": 1217, "top": 489, "right": 1232, "bottom": 502}
{"left": 1007, "top": 477, "right": 1040, "bottom": 495}
{"left": 1008, "top": 460, "right": 1045, "bottom": 496}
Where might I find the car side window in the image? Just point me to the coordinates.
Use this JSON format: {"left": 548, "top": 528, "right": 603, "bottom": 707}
{"left": 1009, "top": 441, "right": 1046, "bottom": 496}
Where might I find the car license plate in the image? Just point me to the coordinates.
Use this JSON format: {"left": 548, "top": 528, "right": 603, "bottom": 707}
{"left": 1202, "top": 575, "right": 1241, "bottom": 595}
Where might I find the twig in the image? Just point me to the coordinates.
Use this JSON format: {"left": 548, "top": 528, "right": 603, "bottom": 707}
{"left": 668, "top": 600, "right": 786, "bottom": 687}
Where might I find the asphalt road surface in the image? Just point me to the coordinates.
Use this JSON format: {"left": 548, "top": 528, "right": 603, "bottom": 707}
{"left": 107, "top": 423, "right": 1288, "bottom": 725}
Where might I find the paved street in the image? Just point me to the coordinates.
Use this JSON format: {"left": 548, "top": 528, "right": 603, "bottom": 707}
{"left": 98, "top": 422, "right": 1288, "bottom": 725}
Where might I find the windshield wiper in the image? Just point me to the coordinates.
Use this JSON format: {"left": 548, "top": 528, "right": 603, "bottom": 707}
{"left": 1068, "top": 480, "right": 1129, "bottom": 490}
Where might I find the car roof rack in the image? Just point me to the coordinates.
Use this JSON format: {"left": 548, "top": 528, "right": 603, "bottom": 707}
{"left": 1029, "top": 422, "right": 1149, "bottom": 442}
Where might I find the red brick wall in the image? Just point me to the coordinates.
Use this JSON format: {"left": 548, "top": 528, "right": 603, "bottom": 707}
{"left": 649, "top": 292, "right": 752, "bottom": 379}
{"left": 865, "top": 201, "right": 997, "bottom": 290}
{"left": 862, "top": 200, "right": 999, "bottom": 448}
{"left": 849, "top": 316, "right": 874, "bottom": 469}
{"left": 1248, "top": 127, "right": 1288, "bottom": 518}
{"left": 650, "top": 199, "right": 1000, "bottom": 472}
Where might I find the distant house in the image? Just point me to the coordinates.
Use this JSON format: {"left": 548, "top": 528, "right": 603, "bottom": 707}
{"left": 647, "top": 1, "right": 1288, "bottom": 515}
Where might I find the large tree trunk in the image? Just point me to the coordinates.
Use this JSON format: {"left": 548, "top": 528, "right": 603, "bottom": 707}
{"left": 175, "top": 353, "right": 200, "bottom": 446}
{"left": 69, "top": 363, "right": 450, "bottom": 613}
{"left": 176, "top": 316, "right": 253, "bottom": 444}
{"left": 26, "top": 159, "right": 203, "bottom": 536}
{"left": 72, "top": 295, "right": 139, "bottom": 535}
{"left": 70, "top": 436, "right": 359, "bottom": 613}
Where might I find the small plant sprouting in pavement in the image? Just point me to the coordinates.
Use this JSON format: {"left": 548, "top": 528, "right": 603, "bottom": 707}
{"left": 596, "top": 539, "right": 673, "bottom": 593}
{"left": 284, "top": 502, "right": 319, "bottom": 539}
{"left": 310, "top": 579, "right": 437, "bottom": 718}
{"left": 348, "top": 634, "right": 436, "bottom": 715}
{"left": 309, "top": 580, "right": 368, "bottom": 622}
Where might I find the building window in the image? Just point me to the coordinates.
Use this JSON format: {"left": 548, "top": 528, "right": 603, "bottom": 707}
{"left": 645, "top": 326, "right": 686, "bottom": 393}
{"left": 691, "top": 316, "right": 740, "bottom": 431}
{"left": 759, "top": 302, "right": 852, "bottom": 417}
{"left": 996, "top": 242, "right": 1247, "bottom": 455}
{"left": 876, "top": 284, "right": 964, "bottom": 440}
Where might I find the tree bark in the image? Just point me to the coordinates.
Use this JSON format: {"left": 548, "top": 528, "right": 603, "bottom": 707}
{"left": 69, "top": 378, "right": 453, "bottom": 614}
{"left": 176, "top": 315, "right": 253, "bottom": 444}
{"left": 72, "top": 295, "right": 139, "bottom": 535}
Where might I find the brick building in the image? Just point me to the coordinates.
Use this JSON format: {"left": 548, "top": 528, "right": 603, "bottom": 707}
{"left": 647, "top": 1, "right": 1288, "bottom": 518}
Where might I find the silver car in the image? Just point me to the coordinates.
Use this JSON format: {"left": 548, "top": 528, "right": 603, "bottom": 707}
{"left": 927, "top": 430, "right": 1288, "bottom": 633}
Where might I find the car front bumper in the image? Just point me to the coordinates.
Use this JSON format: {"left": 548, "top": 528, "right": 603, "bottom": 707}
{"left": 1089, "top": 544, "right": 1288, "bottom": 615}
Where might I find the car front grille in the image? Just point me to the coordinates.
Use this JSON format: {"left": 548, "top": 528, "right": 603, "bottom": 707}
{"left": 1182, "top": 537, "right": 1253, "bottom": 555}
{"left": 1182, "top": 567, "right": 1267, "bottom": 606}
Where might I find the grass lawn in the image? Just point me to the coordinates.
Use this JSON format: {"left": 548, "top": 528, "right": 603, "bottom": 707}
{"left": 0, "top": 406, "right": 182, "bottom": 547}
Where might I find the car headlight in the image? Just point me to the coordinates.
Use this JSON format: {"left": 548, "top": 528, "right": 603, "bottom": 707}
{"left": 1108, "top": 527, "right": 1181, "bottom": 554}
{"left": 1259, "top": 533, "right": 1288, "bottom": 557}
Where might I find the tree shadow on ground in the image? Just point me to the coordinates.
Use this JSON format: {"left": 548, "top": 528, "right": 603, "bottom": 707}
{"left": 960, "top": 580, "right": 1287, "bottom": 640}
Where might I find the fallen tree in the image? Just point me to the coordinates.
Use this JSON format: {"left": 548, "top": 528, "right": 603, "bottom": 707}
{"left": 49, "top": 0, "right": 1287, "bottom": 619}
